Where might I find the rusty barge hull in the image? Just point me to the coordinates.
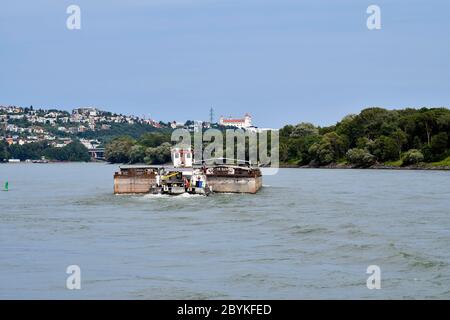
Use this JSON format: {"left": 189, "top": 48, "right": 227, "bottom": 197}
{"left": 114, "top": 166, "right": 157, "bottom": 194}
{"left": 205, "top": 165, "right": 262, "bottom": 194}
{"left": 206, "top": 176, "right": 262, "bottom": 194}
{"left": 114, "top": 174, "right": 156, "bottom": 194}
{"left": 113, "top": 165, "right": 262, "bottom": 195}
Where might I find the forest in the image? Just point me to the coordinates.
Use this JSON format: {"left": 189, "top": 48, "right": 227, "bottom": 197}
{"left": 279, "top": 107, "right": 450, "bottom": 167}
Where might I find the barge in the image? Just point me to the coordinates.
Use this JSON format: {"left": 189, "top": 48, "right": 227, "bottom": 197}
{"left": 113, "top": 164, "right": 262, "bottom": 195}
{"left": 113, "top": 147, "right": 262, "bottom": 195}
{"left": 205, "top": 165, "right": 262, "bottom": 194}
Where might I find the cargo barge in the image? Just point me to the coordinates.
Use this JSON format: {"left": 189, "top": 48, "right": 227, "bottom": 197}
{"left": 113, "top": 164, "right": 262, "bottom": 195}
{"left": 113, "top": 147, "right": 262, "bottom": 195}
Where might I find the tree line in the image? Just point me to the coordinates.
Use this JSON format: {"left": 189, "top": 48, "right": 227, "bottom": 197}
{"left": 89, "top": 107, "right": 450, "bottom": 167}
{"left": 104, "top": 132, "right": 173, "bottom": 164}
{"left": 280, "top": 107, "right": 450, "bottom": 167}
{"left": 1, "top": 140, "right": 90, "bottom": 162}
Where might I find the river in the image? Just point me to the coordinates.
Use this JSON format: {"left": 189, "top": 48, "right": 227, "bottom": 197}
{"left": 0, "top": 163, "right": 449, "bottom": 299}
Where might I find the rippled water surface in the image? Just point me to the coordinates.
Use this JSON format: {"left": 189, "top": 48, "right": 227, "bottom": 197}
{"left": 1, "top": 163, "right": 449, "bottom": 299}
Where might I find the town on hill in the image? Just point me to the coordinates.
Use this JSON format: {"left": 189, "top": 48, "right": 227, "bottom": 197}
{"left": 0, "top": 105, "right": 264, "bottom": 162}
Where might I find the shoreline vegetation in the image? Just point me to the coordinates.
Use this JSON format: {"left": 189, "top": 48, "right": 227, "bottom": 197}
{"left": 100, "top": 107, "right": 450, "bottom": 171}
{"left": 2, "top": 107, "right": 450, "bottom": 171}
{"left": 280, "top": 162, "right": 450, "bottom": 170}
{"left": 3, "top": 159, "right": 450, "bottom": 171}
{"left": 3, "top": 161, "right": 450, "bottom": 171}
{"left": 277, "top": 107, "right": 450, "bottom": 171}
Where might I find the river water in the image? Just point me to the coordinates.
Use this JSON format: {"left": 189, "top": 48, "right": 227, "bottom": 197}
{"left": 0, "top": 163, "right": 449, "bottom": 299}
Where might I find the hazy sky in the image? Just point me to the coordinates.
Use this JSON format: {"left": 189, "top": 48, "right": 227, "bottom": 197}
{"left": 1, "top": 0, "right": 449, "bottom": 127}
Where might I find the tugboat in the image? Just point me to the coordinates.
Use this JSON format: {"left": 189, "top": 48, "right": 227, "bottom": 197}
{"left": 187, "top": 169, "right": 212, "bottom": 195}
{"left": 153, "top": 168, "right": 212, "bottom": 196}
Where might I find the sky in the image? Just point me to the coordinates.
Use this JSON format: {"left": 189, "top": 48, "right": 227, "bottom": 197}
{"left": 1, "top": 0, "right": 449, "bottom": 128}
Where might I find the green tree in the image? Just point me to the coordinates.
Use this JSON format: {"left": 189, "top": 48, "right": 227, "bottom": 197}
{"left": 356, "top": 137, "right": 371, "bottom": 149}
{"left": 0, "top": 141, "right": 9, "bottom": 161}
{"left": 9, "top": 141, "right": 50, "bottom": 160}
{"left": 421, "top": 145, "right": 434, "bottom": 162}
{"left": 279, "top": 142, "right": 289, "bottom": 163}
{"left": 129, "top": 145, "right": 146, "bottom": 164}
{"left": 64, "top": 141, "right": 90, "bottom": 161}
{"left": 279, "top": 125, "right": 294, "bottom": 138}
{"left": 44, "top": 141, "right": 90, "bottom": 161}
{"left": 371, "top": 136, "right": 400, "bottom": 162}
{"left": 138, "top": 132, "right": 171, "bottom": 148}
{"left": 308, "top": 132, "right": 346, "bottom": 165}
{"left": 144, "top": 142, "right": 172, "bottom": 164}
{"left": 413, "top": 109, "right": 442, "bottom": 145}
{"left": 430, "top": 132, "right": 448, "bottom": 156}
{"left": 290, "top": 122, "right": 319, "bottom": 138}
{"left": 105, "top": 136, "right": 135, "bottom": 163}
{"left": 308, "top": 142, "right": 334, "bottom": 165}
{"left": 391, "top": 128, "right": 407, "bottom": 158}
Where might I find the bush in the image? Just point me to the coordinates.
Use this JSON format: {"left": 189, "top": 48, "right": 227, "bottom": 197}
{"left": 401, "top": 149, "right": 424, "bottom": 166}
{"left": 346, "top": 148, "right": 376, "bottom": 168}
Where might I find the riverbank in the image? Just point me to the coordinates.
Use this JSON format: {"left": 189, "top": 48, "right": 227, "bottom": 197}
{"left": 3, "top": 160, "right": 450, "bottom": 170}
{"left": 280, "top": 159, "right": 450, "bottom": 171}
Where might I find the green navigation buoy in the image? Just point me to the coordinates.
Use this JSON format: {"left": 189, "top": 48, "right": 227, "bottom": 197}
{"left": 4, "top": 181, "right": 8, "bottom": 191}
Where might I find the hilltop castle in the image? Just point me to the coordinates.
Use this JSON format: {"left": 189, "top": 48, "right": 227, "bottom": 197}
{"left": 219, "top": 113, "right": 252, "bottom": 129}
